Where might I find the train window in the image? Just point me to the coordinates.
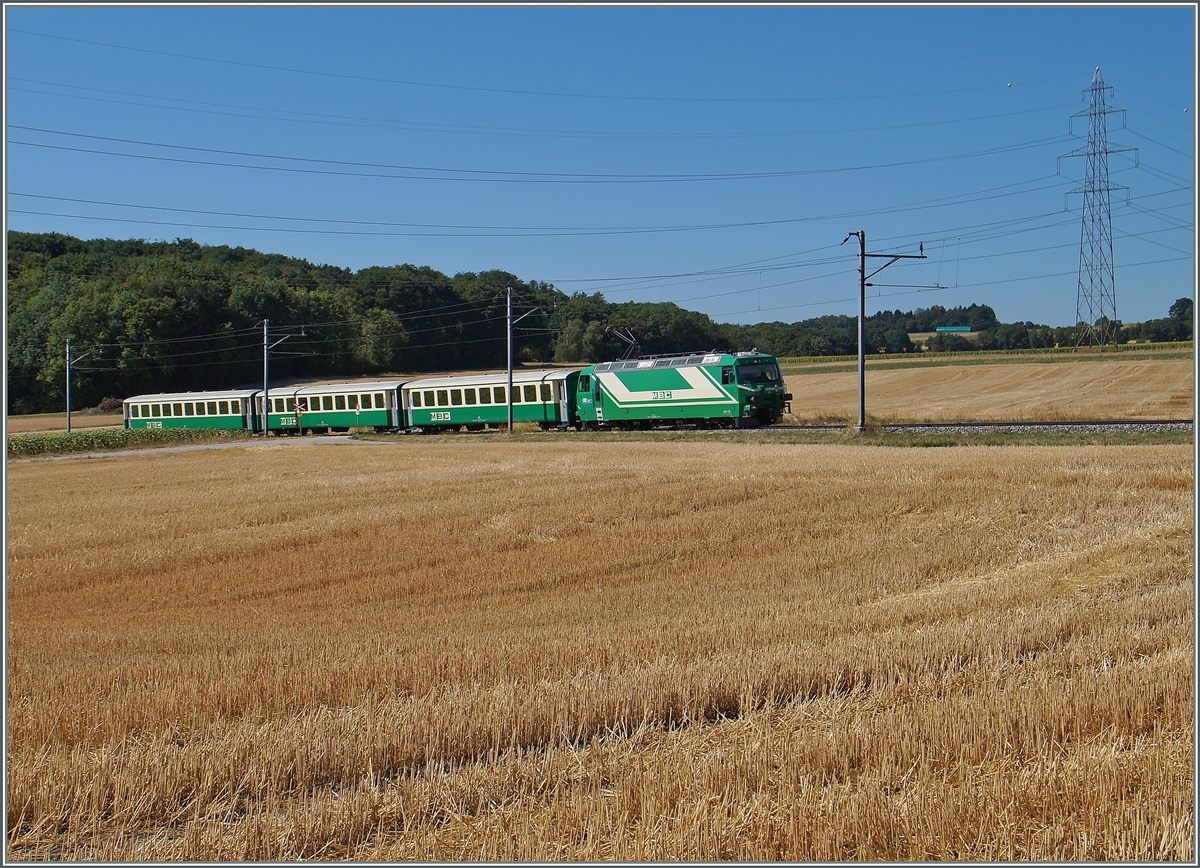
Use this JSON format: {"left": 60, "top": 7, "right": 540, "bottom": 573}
{"left": 322, "top": 396, "right": 333, "bottom": 411}
{"left": 347, "top": 394, "right": 358, "bottom": 410}
{"left": 424, "top": 390, "right": 435, "bottom": 406}
{"left": 171, "top": 403, "right": 182, "bottom": 416}
{"left": 130, "top": 405, "right": 139, "bottom": 418}
{"left": 374, "top": 393, "right": 385, "bottom": 408}
{"left": 450, "top": 389, "right": 462, "bottom": 406}
{"left": 232, "top": 400, "right": 241, "bottom": 414}
{"left": 465, "top": 388, "right": 476, "bottom": 405}
{"left": 161, "top": 404, "right": 172, "bottom": 417}
{"left": 286, "top": 398, "right": 295, "bottom": 412}
{"left": 410, "top": 392, "right": 421, "bottom": 408}
{"left": 736, "top": 363, "right": 782, "bottom": 384}
{"left": 493, "top": 386, "right": 505, "bottom": 403}
{"left": 436, "top": 390, "right": 449, "bottom": 406}
{"left": 540, "top": 383, "right": 552, "bottom": 402}
{"left": 578, "top": 375, "right": 591, "bottom": 392}
{"left": 270, "top": 398, "right": 281, "bottom": 413}
{"left": 524, "top": 385, "right": 537, "bottom": 403}
{"left": 478, "top": 387, "right": 491, "bottom": 404}
{"left": 207, "top": 401, "right": 218, "bottom": 415}
{"left": 194, "top": 403, "right": 204, "bottom": 416}
{"left": 218, "top": 401, "right": 229, "bottom": 415}
{"left": 333, "top": 395, "right": 344, "bottom": 410}
{"left": 511, "top": 387, "right": 521, "bottom": 404}
{"left": 722, "top": 367, "right": 734, "bottom": 385}
{"left": 358, "top": 394, "right": 369, "bottom": 409}
{"left": 151, "top": 404, "right": 161, "bottom": 417}
{"left": 183, "top": 403, "right": 193, "bottom": 416}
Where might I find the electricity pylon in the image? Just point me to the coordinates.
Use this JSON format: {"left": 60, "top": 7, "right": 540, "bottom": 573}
{"left": 1059, "top": 67, "right": 1138, "bottom": 350}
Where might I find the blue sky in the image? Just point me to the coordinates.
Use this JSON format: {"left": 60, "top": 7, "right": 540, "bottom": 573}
{"left": 5, "top": 5, "right": 1195, "bottom": 327}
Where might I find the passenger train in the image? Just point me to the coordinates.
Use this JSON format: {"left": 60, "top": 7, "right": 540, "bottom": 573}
{"left": 123, "top": 350, "right": 791, "bottom": 434}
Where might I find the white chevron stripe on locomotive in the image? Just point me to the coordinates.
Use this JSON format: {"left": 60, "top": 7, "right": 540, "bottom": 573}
{"left": 596, "top": 367, "right": 734, "bottom": 406}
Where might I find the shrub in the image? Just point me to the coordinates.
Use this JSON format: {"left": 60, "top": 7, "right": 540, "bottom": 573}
{"left": 7, "top": 427, "right": 251, "bottom": 457}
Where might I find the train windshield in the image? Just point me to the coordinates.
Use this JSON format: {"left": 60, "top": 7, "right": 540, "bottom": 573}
{"left": 736, "top": 362, "right": 782, "bottom": 384}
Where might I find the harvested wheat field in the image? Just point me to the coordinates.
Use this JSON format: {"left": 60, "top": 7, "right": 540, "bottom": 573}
{"left": 6, "top": 436, "right": 1194, "bottom": 860}
{"left": 784, "top": 356, "right": 1193, "bottom": 423}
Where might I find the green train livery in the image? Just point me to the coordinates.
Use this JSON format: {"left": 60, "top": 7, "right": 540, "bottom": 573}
{"left": 574, "top": 351, "right": 789, "bottom": 429}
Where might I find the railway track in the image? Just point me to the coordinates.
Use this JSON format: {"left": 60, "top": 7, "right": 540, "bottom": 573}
{"left": 767, "top": 420, "right": 1193, "bottom": 434}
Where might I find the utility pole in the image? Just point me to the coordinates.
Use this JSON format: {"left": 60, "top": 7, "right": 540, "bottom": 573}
{"left": 261, "top": 319, "right": 294, "bottom": 436}
{"left": 842, "top": 231, "right": 927, "bottom": 432}
{"left": 506, "top": 286, "right": 539, "bottom": 433}
{"left": 263, "top": 320, "right": 269, "bottom": 435}
{"left": 65, "top": 338, "right": 93, "bottom": 433}
{"left": 507, "top": 287, "right": 513, "bottom": 433}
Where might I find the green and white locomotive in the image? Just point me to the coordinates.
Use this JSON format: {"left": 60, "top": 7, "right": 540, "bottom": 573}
{"left": 574, "top": 350, "right": 789, "bottom": 429}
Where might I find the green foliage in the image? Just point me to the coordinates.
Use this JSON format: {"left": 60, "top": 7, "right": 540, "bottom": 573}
{"left": 1126, "top": 297, "right": 1193, "bottom": 343}
{"left": 13, "top": 231, "right": 1183, "bottom": 415}
{"left": 7, "top": 427, "right": 251, "bottom": 457}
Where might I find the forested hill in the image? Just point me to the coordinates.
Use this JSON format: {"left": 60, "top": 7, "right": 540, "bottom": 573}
{"left": 6, "top": 232, "right": 1188, "bottom": 413}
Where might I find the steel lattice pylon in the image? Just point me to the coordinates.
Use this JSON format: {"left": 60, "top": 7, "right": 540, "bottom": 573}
{"left": 1059, "top": 68, "right": 1137, "bottom": 350}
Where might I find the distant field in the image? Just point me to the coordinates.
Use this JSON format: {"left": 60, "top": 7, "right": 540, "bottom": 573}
{"left": 6, "top": 411, "right": 123, "bottom": 434}
{"left": 6, "top": 438, "right": 1192, "bottom": 860}
{"left": 781, "top": 356, "right": 1193, "bottom": 424}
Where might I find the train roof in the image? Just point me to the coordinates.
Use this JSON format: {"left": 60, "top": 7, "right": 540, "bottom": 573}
{"left": 402, "top": 369, "right": 579, "bottom": 389}
{"left": 591, "top": 350, "right": 775, "bottom": 374}
{"left": 123, "top": 388, "right": 258, "bottom": 404}
{"left": 289, "top": 380, "right": 407, "bottom": 396}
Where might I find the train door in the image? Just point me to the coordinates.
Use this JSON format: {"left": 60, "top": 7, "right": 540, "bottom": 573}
{"left": 554, "top": 378, "right": 567, "bottom": 424}
{"left": 593, "top": 376, "right": 604, "bottom": 422}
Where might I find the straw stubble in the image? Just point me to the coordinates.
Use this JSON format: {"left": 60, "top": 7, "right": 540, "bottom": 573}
{"left": 6, "top": 438, "right": 1193, "bottom": 860}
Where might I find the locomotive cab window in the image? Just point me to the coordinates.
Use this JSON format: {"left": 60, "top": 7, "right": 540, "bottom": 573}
{"left": 736, "top": 363, "right": 782, "bottom": 384}
{"left": 722, "top": 367, "right": 735, "bottom": 385}
{"left": 578, "top": 375, "right": 591, "bottom": 392}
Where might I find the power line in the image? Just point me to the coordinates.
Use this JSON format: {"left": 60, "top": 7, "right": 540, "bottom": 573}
{"left": 6, "top": 173, "right": 1081, "bottom": 242}
{"left": 9, "top": 28, "right": 1083, "bottom": 104}
{"left": 9, "top": 127, "right": 1076, "bottom": 184}
{"left": 7, "top": 78, "right": 1077, "bottom": 141}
